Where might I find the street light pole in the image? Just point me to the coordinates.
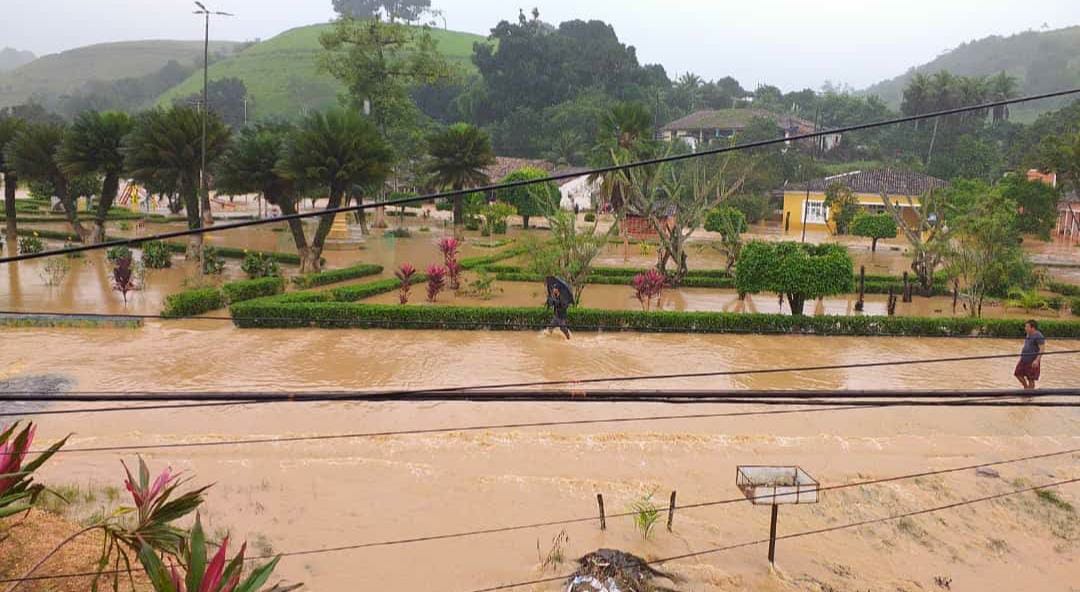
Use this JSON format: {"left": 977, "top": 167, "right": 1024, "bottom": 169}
{"left": 193, "top": 1, "right": 233, "bottom": 228}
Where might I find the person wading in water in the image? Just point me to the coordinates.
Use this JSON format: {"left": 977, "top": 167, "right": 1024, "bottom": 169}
{"left": 546, "top": 285, "right": 572, "bottom": 340}
{"left": 1014, "top": 319, "right": 1045, "bottom": 390}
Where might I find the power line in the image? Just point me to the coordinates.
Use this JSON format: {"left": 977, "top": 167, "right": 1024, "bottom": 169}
{"left": 2, "top": 350, "right": 1078, "bottom": 404}
{"left": 4, "top": 87, "right": 1080, "bottom": 265}
{"left": 4, "top": 449, "right": 1075, "bottom": 585}
{"left": 469, "top": 477, "right": 1080, "bottom": 591}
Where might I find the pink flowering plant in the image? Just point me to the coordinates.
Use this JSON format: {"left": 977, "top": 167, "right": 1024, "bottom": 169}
{"left": 631, "top": 270, "right": 666, "bottom": 311}
{"left": 138, "top": 514, "right": 301, "bottom": 592}
{"left": 0, "top": 421, "right": 68, "bottom": 518}
{"left": 395, "top": 263, "right": 417, "bottom": 304}
{"left": 426, "top": 265, "right": 447, "bottom": 302}
{"left": 437, "top": 237, "right": 461, "bottom": 290}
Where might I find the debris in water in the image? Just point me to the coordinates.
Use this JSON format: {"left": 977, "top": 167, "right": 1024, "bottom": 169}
{"left": 565, "top": 549, "right": 678, "bottom": 592}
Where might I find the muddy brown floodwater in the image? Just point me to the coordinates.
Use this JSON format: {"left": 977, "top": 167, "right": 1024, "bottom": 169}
{"left": 3, "top": 324, "right": 1079, "bottom": 591}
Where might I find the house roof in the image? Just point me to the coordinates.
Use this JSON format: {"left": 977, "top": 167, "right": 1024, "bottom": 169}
{"left": 788, "top": 168, "right": 949, "bottom": 196}
{"left": 661, "top": 108, "right": 814, "bottom": 133}
{"left": 483, "top": 157, "right": 554, "bottom": 182}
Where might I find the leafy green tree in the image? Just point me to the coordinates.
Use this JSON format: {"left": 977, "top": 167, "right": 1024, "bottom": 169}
{"left": 4, "top": 121, "right": 92, "bottom": 242}
{"left": 704, "top": 205, "right": 747, "bottom": 272}
{"left": 0, "top": 117, "right": 24, "bottom": 253}
{"left": 998, "top": 174, "right": 1060, "bottom": 239}
{"left": 735, "top": 241, "right": 855, "bottom": 316}
{"left": 278, "top": 109, "right": 392, "bottom": 267}
{"left": 944, "top": 188, "right": 1032, "bottom": 316}
{"left": 725, "top": 193, "right": 770, "bottom": 224}
{"left": 850, "top": 212, "right": 897, "bottom": 252}
{"left": 216, "top": 123, "right": 325, "bottom": 274}
{"left": 1034, "top": 130, "right": 1080, "bottom": 195}
{"left": 332, "top": 0, "right": 431, "bottom": 22}
{"left": 424, "top": 122, "right": 495, "bottom": 235}
{"left": 882, "top": 187, "right": 952, "bottom": 296}
{"left": 823, "top": 182, "right": 859, "bottom": 235}
{"left": 495, "top": 167, "right": 558, "bottom": 229}
{"left": 123, "top": 107, "right": 230, "bottom": 258}
{"left": 58, "top": 111, "right": 133, "bottom": 243}
{"left": 527, "top": 209, "right": 616, "bottom": 302}
{"left": 178, "top": 77, "right": 250, "bottom": 128}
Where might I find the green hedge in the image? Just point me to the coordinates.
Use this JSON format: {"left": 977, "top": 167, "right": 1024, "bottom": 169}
{"left": 229, "top": 300, "right": 1080, "bottom": 337}
{"left": 162, "top": 288, "right": 227, "bottom": 319}
{"left": 222, "top": 277, "right": 285, "bottom": 304}
{"left": 17, "top": 228, "right": 300, "bottom": 265}
{"left": 1048, "top": 281, "right": 1080, "bottom": 297}
{"left": 1071, "top": 297, "right": 1080, "bottom": 317}
{"left": 459, "top": 245, "right": 527, "bottom": 270}
{"left": 292, "top": 264, "right": 383, "bottom": 289}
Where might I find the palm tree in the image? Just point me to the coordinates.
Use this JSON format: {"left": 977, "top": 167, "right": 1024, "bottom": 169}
{"left": 424, "top": 123, "right": 495, "bottom": 237}
{"left": 4, "top": 122, "right": 92, "bottom": 242}
{"left": 278, "top": 109, "right": 393, "bottom": 266}
{"left": 544, "top": 130, "right": 584, "bottom": 167}
{"left": 989, "top": 71, "right": 1019, "bottom": 122}
{"left": 123, "top": 107, "right": 230, "bottom": 258}
{"left": 58, "top": 111, "right": 133, "bottom": 243}
{"left": 901, "top": 73, "right": 932, "bottom": 127}
{"left": 0, "top": 117, "right": 24, "bottom": 254}
{"left": 217, "top": 123, "right": 322, "bottom": 274}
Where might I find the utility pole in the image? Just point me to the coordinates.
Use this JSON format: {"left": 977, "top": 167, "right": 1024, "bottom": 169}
{"left": 194, "top": 2, "right": 233, "bottom": 228}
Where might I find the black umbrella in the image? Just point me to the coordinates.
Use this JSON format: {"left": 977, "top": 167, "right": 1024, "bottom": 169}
{"left": 545, "top": 276, "right": 575, "bottom": 307}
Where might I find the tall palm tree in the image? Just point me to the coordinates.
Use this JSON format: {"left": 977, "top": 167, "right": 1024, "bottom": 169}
{"left": 589, "top": 102, "right": 657, "bottom": 213}
{"left": 4, "top": 122, "right": 91, "bottom": 242}
{"left": 123, "top": 107, "right": 230, "bottom": 258}
{"left": 901, "top": 72, "right": 932, "bottom": 128}
{"left": 278, "top": 109, "right": 393, "bottom": 266}
{"left": 0, "top": 117, "right": 24, "bottom": 254}
{"left": 58, "top": 111, "right": 133, "bottom": 243}
{"left": 989, "top": 71, "right": 1019, "bottom": 123}
{"left": 424, "top": 122, "right": 495, "bottom": 237}
{"left": 217, "top": 123, "right": 321, "bottom": 274}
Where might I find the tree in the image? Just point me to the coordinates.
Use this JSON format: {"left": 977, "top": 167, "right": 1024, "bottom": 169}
{"left": 850, "top": 212, "right": 897, "bottom": 252}
{"left": 944, "top": 187, "right": 1032, "bottom": 317}
{"left": 0, "top": 117, "right": 24, "bottom": 254}
{"left": 495, "top": 167, "right": 558, "bottom": 229}
{"left": 823, "top": 182, "right": 859, "bottom": 235}
{"left": 278, "top": 109, "right": 392, "bottom": 269}
{"left": 58, "top": 111, "right": 133, "bottom": 243}
{"left": 179, "top": 77, "right": 250, "bottom": 128}
{"left": 527, "top": 208, "right": 617, "bottom": 302}
{"left": 332, "top": 0, "right": 432, "bottom": 22}
{"left": 998, "top": 174, "right": 1059, "bottom": 239}
{"left": 735, "top": 241, "right": 855, "bottom": 316}
{"left": 216, "top": 123, "right": 320, "bottom": 274}
{"left": 882, "top": 187, "right": 951, "bottom": 296}
{"left": 1034, "top": 130, "right": 1080, "bottom": 195}
{"left": 988, "top": 71, "right": 1019, "bottom": 122}
{"left": 4, "top": 122, "right": 92, "bottom": 242}
{"left": 704, "top": 205, "right": 747, "bottom": 272}
{"left": 424, "top": 122, "right": 495, "bottom": 236}
{"left": 123, "top": 107, "right": 230, "bottom": 258}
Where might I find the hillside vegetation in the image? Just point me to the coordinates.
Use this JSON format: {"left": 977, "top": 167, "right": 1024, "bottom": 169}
{"left": 155, "top": 24, "right": 488, "bottom": 120}
{"left": 0, "top": 40, "right": 239, "bottom": 109}
{"left": 866, "top": 25, "right": 1080, "bottom": 120}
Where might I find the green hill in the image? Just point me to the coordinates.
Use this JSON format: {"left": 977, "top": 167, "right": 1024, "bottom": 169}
{"left": 864, "top": 25, "right": 1080, "bottom": 120}
{"left": 0, "top": 48, "right": 35, "bottom": 72}
{"left": 0, "top": 40, "right": 240, "bottom": 109}
{"left": 155, "top": 23, "right": 488, "bottom": 120}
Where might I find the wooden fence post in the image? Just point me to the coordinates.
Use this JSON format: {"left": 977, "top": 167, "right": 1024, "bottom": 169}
{"left": 855, "top": 265, "right": 865, "bottom": 312}
{"left": 667, "top": 490, "right": 677, "bottom": 531}
{"left": 597, "top": 494, "right": 606, "bottom": 531}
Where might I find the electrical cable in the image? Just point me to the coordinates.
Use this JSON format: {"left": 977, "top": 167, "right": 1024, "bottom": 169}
{"left": 4, "top": 87, "right": 1080, "bottom": 265}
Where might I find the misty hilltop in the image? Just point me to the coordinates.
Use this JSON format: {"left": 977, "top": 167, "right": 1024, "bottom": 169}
{"left": 0, "top": 47, "right": 35, "bottom": 72}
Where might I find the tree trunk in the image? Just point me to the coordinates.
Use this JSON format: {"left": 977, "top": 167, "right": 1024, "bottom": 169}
{"left": 92, "top": 173, "right": 121, "bottom": 244}
{"left": 452, "top": 183, "right": 464, "bottom": 238}
{"left": 55, "top": 180, "right": 91, "bottom": 243}
{"left": 787, "top": 294, "right": 807, "bottom": 316}
{"left": 3, "top": 172, "right": 16, "bottom": 255}
{"left": 200, "top": 185, "right": 214, "bottom": 227}
{"left": 522, "top": 215, "right": 530, "bottom": 229}
{"left": 871, "top": 238, "right": 878, "bottom": 253}
{"left": 311, "top": 186, "right": 344, "bottom": 266}
{"left": 278, "top": 198, "right": 318, "bottom": 274}
{"left": 182, "top": 181, "right": 203, "bottom": 260}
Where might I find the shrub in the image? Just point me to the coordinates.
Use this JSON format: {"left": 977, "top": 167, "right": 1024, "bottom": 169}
{"left": 851, "top": 212, "right": 898, "bottom": 252}
{"left": 632, "top": 270, "right": 666, "bottom": 311}
{"left": 201, "top": 246, "right": 226, "bottom": 275}
{"left": 1072, "top": 297, "right": 1080, "bottom": 317}
{"left": 62, "top": 241, "right": 83, "bottom": 259}
{"left": 292, "top": 263, "right": 383, "bottom": 289}
{"left": 704, "top": 206, "right": 748, "bottom": 235}
{"left": 435, "top": 200, "right": 452, "bottom": 211}
{"left": 427, "top": 265, "right": 447, "bottom": 302}
{"left": 396, "top": 263, "right": 417, "bottom": 304}
{"left": 1048, "top": 281, "right": 1080, "bottom": 297}
{"left": 0, "top": 421, "right": 68, "bottom": 517}
{"left": 106, "top": 245, "right": 132, "bottom": 262}
{"left": 140, "top": 240, "right": 172, "bottom": 269}
{"left": 222, "top": 277, "right": 284, "bottom": 304}
{"left": 385, "top": 227, "right": 411, "bottom": 238}
{"left": 736, "top": 241, "right": 854, "bottom": 315}
{"left": 584, "top": 212, "right": 596, "bottom": 222}
{"left": 467, "top": 269, "right": 500, "bottom": 300}
{"left": 241, "top": 252, "right": 281, "bottom": 279}
{"left": 631, "top": 492, "right": 661, "bottom": 542}
{"left": 438, "top": 237, "right": 462, "bottom": 290}
{"left": 162, "top": 287, "right": 226, "bottom": 318}
{"left": 40, "top": 257, "right": 70, "bottom": 286}
{"left": 18, "top": 235, "right": 44, "bottom": 255}
{"left": 726, "top": 193, "right": 771, "bottom": 224}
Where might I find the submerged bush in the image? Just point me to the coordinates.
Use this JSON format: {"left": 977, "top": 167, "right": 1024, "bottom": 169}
{"left": 140, "top": 240, "right": 172, "bottom": 269}
{"left": 242, "top": 252, "right": 281, "bottom": 279}
{"left": 162, "top": 288, "right": 226, "bottom": 318}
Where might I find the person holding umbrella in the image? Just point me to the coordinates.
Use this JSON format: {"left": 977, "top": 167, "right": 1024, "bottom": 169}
{"left": 545, "top": 276, "right": 574, "bottom": 340}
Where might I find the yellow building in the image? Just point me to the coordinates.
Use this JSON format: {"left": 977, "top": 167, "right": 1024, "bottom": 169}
{"left": 781, "top": 169, "right": 948, "bottom": 236}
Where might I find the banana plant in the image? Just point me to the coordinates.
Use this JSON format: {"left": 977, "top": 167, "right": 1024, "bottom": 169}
{"left": 0, "top": 421, "right": 68, "bottom": 518}
{"left": 139, "top": 514, "right": 301, "bottom": 592}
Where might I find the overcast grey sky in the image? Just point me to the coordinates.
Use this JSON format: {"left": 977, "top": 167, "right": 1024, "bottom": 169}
{"left": 7, "top": 0, "right": 1080, "bottom": 90}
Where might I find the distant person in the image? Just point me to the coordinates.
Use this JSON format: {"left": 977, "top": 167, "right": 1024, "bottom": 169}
{"left": 1014, "top": 319, "right": 1045, "bottom": 390}
{"left": 546, "top": 285, "right": 572, "bottom": 340}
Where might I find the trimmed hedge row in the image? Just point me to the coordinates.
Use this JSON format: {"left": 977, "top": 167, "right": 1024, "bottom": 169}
{"left": 492, "top": 271, "right": 738, "bottom": 289}
{"left": 1048, "top": 281, "right": 1080, "bottom": 297}
{"left": 18, "top": 228, "right": 300, "bottom": 265}
{"left": 292, "top": 264, "right": 383, "bottom": 289}
{"left": 228, "top": 300, "right": 1080, "bottom": 338}
{"left": 221, "top": 277, "right": 285, "bottom": 304}
{"left": 162, "top": 288, "right": 226, "bottom": 319}
{"left": 1071, "top": 297, "right": 1080, "bottom": 316}
{"left": 459, "top": 245, "right": 528, "bottom": 270}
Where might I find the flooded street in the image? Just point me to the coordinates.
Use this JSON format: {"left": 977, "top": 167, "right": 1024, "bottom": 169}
{"left": 3, "top": 325, "right": 1079, "bottom": 590}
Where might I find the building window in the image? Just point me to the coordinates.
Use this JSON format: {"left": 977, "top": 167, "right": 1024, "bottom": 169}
{"left": 804, "top": 200, "right": 827, "bottom": 224}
